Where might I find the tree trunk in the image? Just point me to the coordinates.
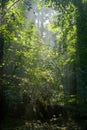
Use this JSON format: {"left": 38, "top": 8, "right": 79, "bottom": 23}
{"left": 0, "top": 0, "right": 6, "bottom": 123}
{"left": 73, "top": 0, "right": 87, "bottom": 115}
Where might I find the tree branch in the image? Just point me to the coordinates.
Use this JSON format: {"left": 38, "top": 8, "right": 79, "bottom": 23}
{"left": 1, "top": 0, "right": 21, "bottom": 22}
{"left": 7, "top": 0, "right": 21, "bottom": 11}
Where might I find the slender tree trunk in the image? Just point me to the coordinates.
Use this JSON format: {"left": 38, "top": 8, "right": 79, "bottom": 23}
{"left": 0, "top": 0, "right": 5, "bottom": 123}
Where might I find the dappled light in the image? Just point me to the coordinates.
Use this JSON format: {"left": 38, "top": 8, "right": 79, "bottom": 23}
{"left": 0, "top": 0, "right": 87, "bottom": 130}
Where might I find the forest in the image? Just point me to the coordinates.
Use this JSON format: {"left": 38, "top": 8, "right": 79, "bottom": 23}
{"left": 0, "top": 0, "right": 87, "bottom": 130}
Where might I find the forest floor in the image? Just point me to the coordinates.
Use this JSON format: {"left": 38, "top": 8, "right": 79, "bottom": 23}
{"left": 1, "top": 116, "right": 87, "bottom": 130}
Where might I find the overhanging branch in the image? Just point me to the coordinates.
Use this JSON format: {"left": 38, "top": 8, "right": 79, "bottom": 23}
{"left": 1, "top": 0, "right": 21, "bottom": 22}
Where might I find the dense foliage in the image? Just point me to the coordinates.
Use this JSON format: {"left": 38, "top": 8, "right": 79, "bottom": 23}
{"left": 0, "top": 0, "right": 87, "bottom": 130}
{"left": 40, "top": 0, "right": 87, "bottom": 115}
